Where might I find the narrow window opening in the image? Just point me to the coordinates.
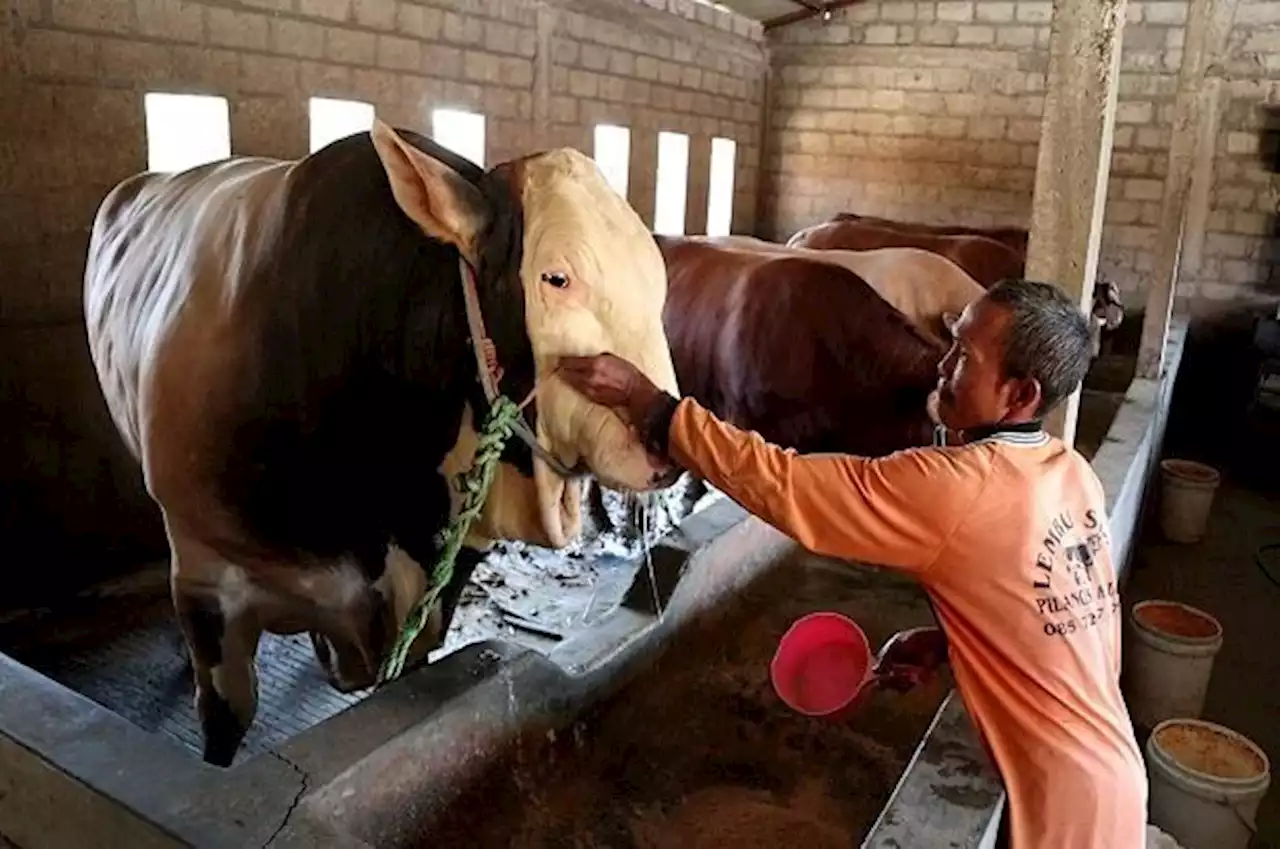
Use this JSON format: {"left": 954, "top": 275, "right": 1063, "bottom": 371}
{"left": 431, "top": 108, "right": 486, "bottom": 168}
{"left": 706, "top": 137, "right": 737, "bottom": 237}
{"left": 144, "top": 93, "right": 231, "bottom": 173}
{"left": 593, "top": 124, "right": 632, "bottom": 200}
{"left": 654, "top": 131, "right": 690, "bottom": 236}
{"left": 309, "top": 97, "right": 375, "bottom": 153}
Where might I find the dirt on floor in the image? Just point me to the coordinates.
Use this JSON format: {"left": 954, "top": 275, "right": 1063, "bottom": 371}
{"left": 425, "top": 552, "right": 947, "bottom": 849}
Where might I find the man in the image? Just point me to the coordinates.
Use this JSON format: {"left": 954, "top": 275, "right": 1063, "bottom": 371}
{"left": 558, "top": 278, "right": 1148, "bottom": 849}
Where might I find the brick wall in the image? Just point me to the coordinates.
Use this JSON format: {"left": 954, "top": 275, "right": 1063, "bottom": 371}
{"left": 1179, "top": 0, "right": 1280, "bottom": 318}
{"left": 761, "top": 0, "right": 1280, "bottom": 318}
{"left": 0, "top": 0, "right": 766, "bottom": 598}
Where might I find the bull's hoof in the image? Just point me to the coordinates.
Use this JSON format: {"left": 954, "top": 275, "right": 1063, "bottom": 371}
{"left": 199, "top": 692, "right": 246, "bottom": 769}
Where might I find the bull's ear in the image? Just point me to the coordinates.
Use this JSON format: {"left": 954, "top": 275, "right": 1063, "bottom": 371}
{"left": 370, "top": 119, "right": 489, "bottom": 263}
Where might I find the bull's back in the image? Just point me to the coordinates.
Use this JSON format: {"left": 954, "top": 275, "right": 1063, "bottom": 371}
{"left": 83, "top": 158, "right": 291, "bottom": 488}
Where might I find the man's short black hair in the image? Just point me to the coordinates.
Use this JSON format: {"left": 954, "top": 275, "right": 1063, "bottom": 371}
{"left": 983, "top": 278, "right": 1092, "bottom": 416}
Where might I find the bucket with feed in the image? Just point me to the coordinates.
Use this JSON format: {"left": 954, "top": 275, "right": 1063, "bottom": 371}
{"left": 1123, "top": 599, "right": 1223, "bottom": 730}
{"left": 1146, "top": 718, "right": 1271, "bottom": 849}
{"left": 770, "top": 612, "right": 878, "bottom": 720}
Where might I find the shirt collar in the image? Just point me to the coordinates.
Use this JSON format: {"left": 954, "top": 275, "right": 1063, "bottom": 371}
{"left": 963, "top": 419, "right": 1049, "bottom": 447}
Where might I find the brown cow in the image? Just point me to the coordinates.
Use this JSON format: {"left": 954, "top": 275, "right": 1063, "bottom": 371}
{"left": 787, "top": 220, "right": 1024, "bottom": 287}
{"left": 680, "top": 236, "right": 984, "bottom": 346}
{"left": 790, "top": 217, "right": 1125, "bottom": 357}
{"left": 831, "top": 212, "right": 1030, "bottom": 255}
{"left": 655, "top": 235, "right": 945, "bottom": 458}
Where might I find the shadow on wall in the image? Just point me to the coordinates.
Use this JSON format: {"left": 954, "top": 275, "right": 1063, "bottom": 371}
{"left": 1163, "top": 304, "right": 1280, "bottom": 493}
{"left": 0, "top": 323, "right": 168, "bottom": 609}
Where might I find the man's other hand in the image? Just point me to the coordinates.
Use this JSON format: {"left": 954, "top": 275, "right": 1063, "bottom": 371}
{"left": 874, "top": 626, "right": 948, "bottom": 693}
{"left": 557, "top": 353, "right": 664, "bottom": 424}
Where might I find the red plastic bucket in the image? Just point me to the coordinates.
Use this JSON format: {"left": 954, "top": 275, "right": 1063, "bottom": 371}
{"left": 770, "top": 611, "right": 877, "bottom": 719}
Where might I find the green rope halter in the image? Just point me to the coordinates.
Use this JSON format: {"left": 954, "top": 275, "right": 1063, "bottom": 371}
{"left": 378, "top": 394, "right": 523, "bottom": 684}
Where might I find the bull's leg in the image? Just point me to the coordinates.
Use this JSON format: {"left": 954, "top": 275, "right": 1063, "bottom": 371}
{"left": 437, "top": 545, "right": 485, "bottom": 639}
{"left": 167, "top": 531, "right": 263, "bottom": 767}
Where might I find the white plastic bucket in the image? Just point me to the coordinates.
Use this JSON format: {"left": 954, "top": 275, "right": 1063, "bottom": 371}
{"left": 1146, "top": 718, "right": 1271, "bottom": 849}
{"left": 1124, "top": 600, "right": 1223, "bottom": 730}
{"left": 1158, "top": 459, "right": 1221, "bottom": 544}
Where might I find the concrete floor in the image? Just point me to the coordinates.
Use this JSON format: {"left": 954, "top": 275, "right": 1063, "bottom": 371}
{"left": 1125, "top": 482, "right": 1280, "bottom": 847}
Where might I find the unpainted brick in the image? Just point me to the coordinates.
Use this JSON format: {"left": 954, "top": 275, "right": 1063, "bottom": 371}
{"left": 865, "top": 25, "right": 899, "bottom": 44}
{"left": 352, "top": 0, "right": 396, "bottom": 30}
{"left": 998, "top": 26, "right": 1036, "bottom": 48}
{"left": 421, "top": 43, "right": 463, "bottom": 79}
{"left": 976, "top": 2, "right": 1015, "bottom": 22}
{"left": 21, "top": 30, "right": 99, "bottom": 78}
{"left": 485, "top": 21, "right": 522, "bottom": 55}
{"left": 956, "top": 25, "right": 995, "bottom": 44}
{"left": 298, "top": 0, "right": 352, "bottom": 23}
{"left": 443, "top": 12, "right": 483, "bottom": 46}
{"left": 1015, "top": 1, "right": 1052, "bottom": 22}
{"left": 51, "top": 0, "right": 134, "bottom": 32}
{"left": 1006, "top": 118, "right": 1040, "bottom": 142}
{"left": 298, "top": 60, "right": 352, "bottom": 96}
{"left": 351, "top": 67, "right": 400, "bottom": 107}
{"left": 378, "top": 35, "right": 420, "bottom": 71}
{"left": 207, "top": 8, "right": 268, "bottom": 51}
{"left": 1226, "top": 132, "right": 1260, "bottom": 155}
{"left": 327, "top": 27, "right": 376, "bottom": 65}
{"left": 870, "top": 89, "right": 906, "bottom": 111}
{"left": 1116, "top": 100, "right": 1154, "bottom": 124}
{"left": 1143, "top": 2, "right": 1186, "bottom": 25}
{"left": 136, "top": 0, "right": 203, "bottom": 43}
{"left": 967, "top": 117, "right": 1008, "bottom": 138}
{"left": 171, "top": 45, "right": 239, "bottom": 89}
{"left": 99, "top": 38, "right": 172, "bottom": 83}
{"left": 937, "top": 1, "right": 975, "bottom": 22}
{"left": 239, "top": 0, "right": 293, "bottom": 10}
{"left": 398, "top": 4, "right": 443, "bottom": 40}
{"left": 919, "top": 24, "right": 959, "bottom": 45}
{"left": 273, "top": 18, "right": 326, "bottom": 59}
{"left": 1124, "top": 178, "right": 1163, "bottom": 201}
{"left": 882, "top": 3, "right": 918, "bottom": 23}
{"left": 240, "top": 54, "right": 299, "bottom": 95}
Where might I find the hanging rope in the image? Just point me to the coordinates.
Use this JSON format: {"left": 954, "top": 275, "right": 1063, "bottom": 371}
{"left": 378, "top": 394, "right": 523, "bottom": 684}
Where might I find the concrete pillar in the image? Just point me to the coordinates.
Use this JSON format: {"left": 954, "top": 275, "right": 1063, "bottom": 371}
{"left": 531, "top": 4, "right": 557, "bottom": 151}
{"left": 1179, "top": 80, "right": 1224, "bottom": 278}
{"left": 1025, "top": 0, "right": 1126, "bottom": 444}
{"left": 1136, "top": 0, "right": 1240, "bottom": 379}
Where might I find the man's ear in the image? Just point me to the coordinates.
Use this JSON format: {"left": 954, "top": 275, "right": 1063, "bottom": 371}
{"left": 370, "top": 119, "right": 490, "bottom": 264}
{"left": 1012, "top": 377, "right": 1044, "bottom": 418}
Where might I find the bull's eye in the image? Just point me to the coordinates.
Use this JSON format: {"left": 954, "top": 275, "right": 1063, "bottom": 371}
{"left": 541, "top": 271, "right": 569, "bottom": 289}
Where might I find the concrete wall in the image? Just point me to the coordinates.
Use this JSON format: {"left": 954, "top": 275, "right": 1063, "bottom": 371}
{"left": 0, "top": 0, "right": 767, "bottom": 602}
{"left": 761, "top": 0, "right": 1279, "bottom": 319}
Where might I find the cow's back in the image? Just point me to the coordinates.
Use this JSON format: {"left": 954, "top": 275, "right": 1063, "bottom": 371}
{"left": 660, "top": 240, "right": 943, "bottom": 456}
{"left": 789, "top": 221, "right": 1024, "bottom": 287}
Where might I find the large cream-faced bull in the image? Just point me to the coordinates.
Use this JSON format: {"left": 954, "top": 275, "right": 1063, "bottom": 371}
{"left": 83, "top": 121, "right": 680, "bottom": 766}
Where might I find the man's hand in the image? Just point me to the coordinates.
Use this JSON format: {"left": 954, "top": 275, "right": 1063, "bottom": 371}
{"left": 557, "top": 353, "right": 664, "bottom": 425}
{"left": 874, "top": 626, "right": 948, "bottom": 693}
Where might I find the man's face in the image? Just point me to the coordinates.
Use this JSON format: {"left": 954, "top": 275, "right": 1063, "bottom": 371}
{"left": 930, "top": 298, "right": 1040, "bottom": 432}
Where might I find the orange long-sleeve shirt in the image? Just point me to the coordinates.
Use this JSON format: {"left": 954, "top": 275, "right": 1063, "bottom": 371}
{"left": 666, "top": 397, "right": 1148, "bottom": 849}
